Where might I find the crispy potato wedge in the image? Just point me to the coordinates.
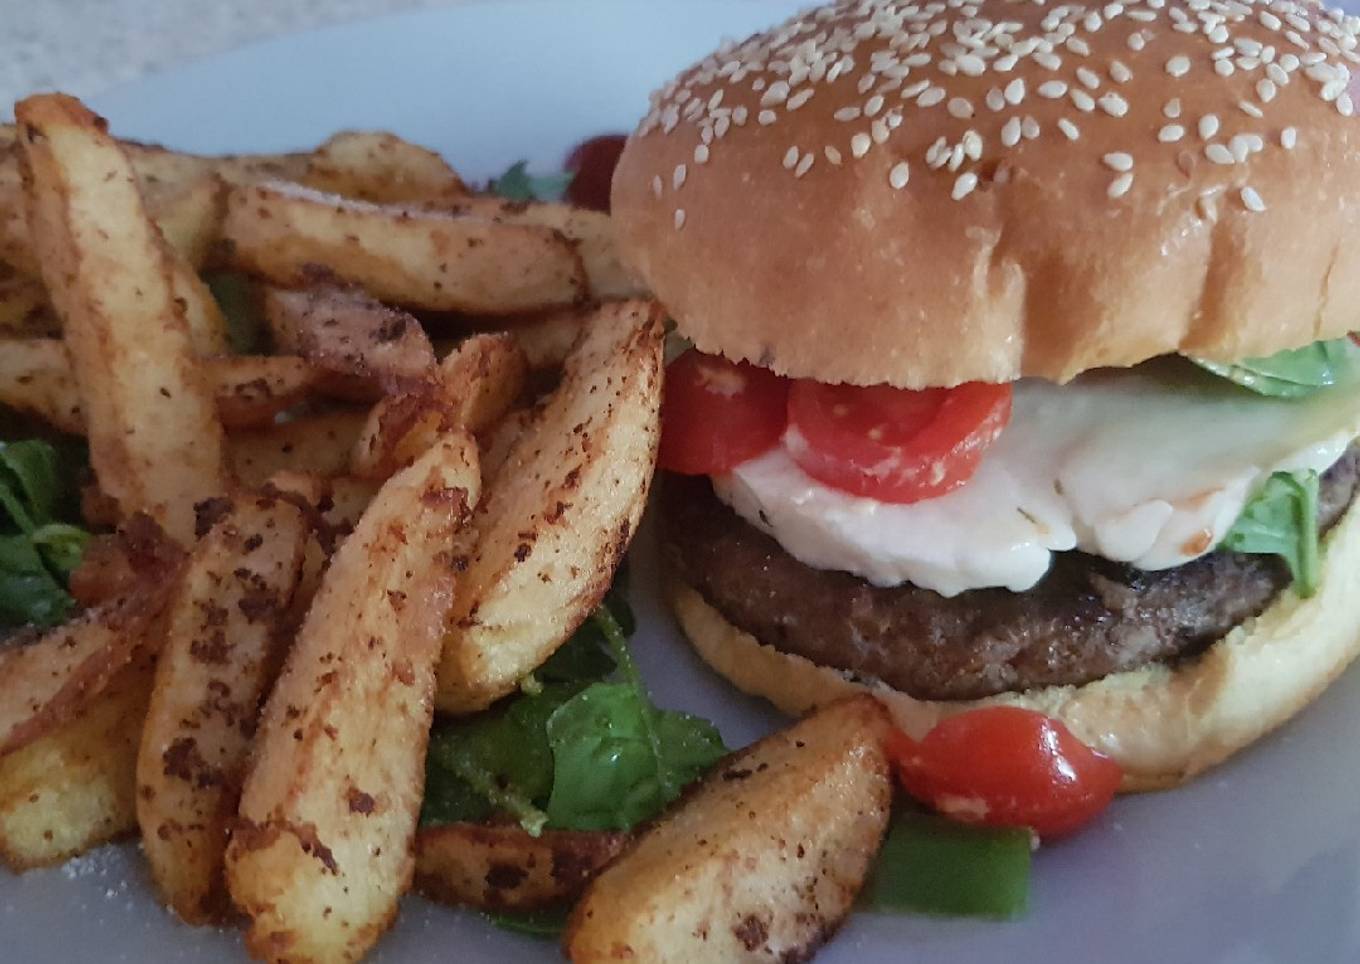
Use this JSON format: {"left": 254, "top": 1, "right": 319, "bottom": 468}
{"left": 0, "top": 342, "right": 320, "bottom": 433}
{"left": 226, "top": 433, "right": 481, "bottom": 964}
{"left": 138, "top": 493, "right": 309, "bottom": 924}
{"left": 221, "top": 180, "right": 588, "bottom": 314}
{"left": 0, "top": 272, "right": 54, "bottom": 337}
{"left": 262, "top": 281, "right": 435, "bottom": 397}
{"left": 17, "top": 94, "right": 228, "bottom": 543}
{"left": 0, "top": 338, "right": 84, "bottom": 434}
{"left": 147, "top": 171, "right": 227, "bottom": 271}
{"left": 303, "top": 131, "right": 468, "bottom": 204}
{"left": 565, "top": 696, "right": 894, "bottom": 963}
{"left": 228, "top": 408, "right": 368, "bottom": 486}
{"left": 511, "top": 307, "right": 589, "bottom": 371}
{"left": 435, "top": 300, "right": 663, "bottom": 712}
{"left": 351, "top": 333, "right": 526, "bottom": 480}
{"left": 478, "top": 406, "right": 534, "bottom": 483}
{"left": 0, "top": 656, "right": 154, "bottom": 871}
{"left": 415, "top": 822, "right": 629, "bottom": 912}
{"left": 448, "top": 197, "right": 644, "bottom": 301}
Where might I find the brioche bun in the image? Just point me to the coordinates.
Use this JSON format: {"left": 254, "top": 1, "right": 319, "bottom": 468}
{"left": 612, "top": 0, "right": 1360, "bottom": 389}
{"left": 666, "top": 496, "right": 1360, "bottom": 791}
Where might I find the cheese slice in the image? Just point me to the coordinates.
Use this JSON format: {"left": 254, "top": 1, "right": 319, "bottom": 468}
{"left": 713, "top": 362, "right": 1360, "bottom": 597}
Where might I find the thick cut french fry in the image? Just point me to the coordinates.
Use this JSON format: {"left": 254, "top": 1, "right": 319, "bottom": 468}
{"left": 137, "top": 493, "right": 309, "bottom": 924}
{"left": 221, "top": 180, "right": 588, "bottom": 314}
{"left": 0, "top": 656, "right": 154, "bottom": 871}
{"left": 262, "top": 281, "right": 436, "bottom": 397}
{"left": 0, "top": 338, "right": 84, "bottom": 433}
{"left": 511, "top": 307, "right": 589, "bottom": 371}
{"left": 351, "top": 333, "right": 526, "bottom": 480}
{"left": 415, "top": 823, "right": 629, "bottom": 912}
{"left": 17, "top": 94, "right": 228, "bottom": 543}
{"left": 435, "top": 301, "right": 663, "bottom": 712}
{"left": 228, "top": 409, "right": 368, "bottom": 486}
{"left": 147, "top": 171, "right": 227, "bottom": 271}
{"left": 303, "top": 131, "right": 468, "bottom": 203}
{"left": 226, "top": 433, "right": 481, "bottom": 964}
{"left": 446, "top": 197, "right": 645, "bottom": 301}
{"left": 565, "top": 697, "right": 894, "bottom": 964}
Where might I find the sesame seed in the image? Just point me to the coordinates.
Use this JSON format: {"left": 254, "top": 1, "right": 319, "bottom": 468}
{"left": 1279, "top": 53, "right": 1301, "bottom": 72}
{"left": 1004, "top": 78, "right": 1026, "bottom": 104}
{"left": 962, "top": 129, "right": 984, "bottom": 158}
{"left": 901, "top": 79, "right": 931, "bottom": 99}
{"left": 1035, "top": 51, "right": 1063, "bottom": 71}
{"left": 858, "top": 74, "right": 876, "bottom": 94}
{"left": 1098, "top": 92, "right": 1129, "bottom": 117}
{"left": 1205, "top": 143, "right": 1235, "bottom": 164}
{"left": 1281, "top": 126, "right": 1298, "bottom": 149}
{"left": 986, "top": 88, "right": 1006, "bottom": 111}
{"left": 694, "top": 144, "right": 710, "bottom": 164}
{"left": 865, "top": 94, "right": 885, "bottom": 116}
{"left": 1166, "top": 55, "right": 1191, "bottom": 77}
{"left": 1215, "top": 59, "right": 1235, "bottom": 77}
{"left": 651, "top": 175, "right": 663, "bottom": 198}
{"left": 1239, "top": 100, "right": 1264, "bottom": 118}
{"left": 948, "top": 97, "right": 975, "bottom": 118}
{"left": 794, "top": 153, "right": 815, "bottom": 177}
{"left": 872, "top": 119, "right": 890, "bottom": 144}
{"left": 1058, "top": 117, "right": 1081, "bottom": 140}
{"left": 1159, "top": 124, "right": 1186, "bottom": 142}
{"left": 919, "top": 86, "right": 947, "bottom": 107}
{"left": 1022, "top": 115, "right": 1040, "bottom": 139}
{"left": 952, "top": 172, "right": 979, "bottom": 200}
{"left": 1340, "top": 93, "right": 1356, "bottom": 116}
{"left": 1067, "top": 37, "right": 1092, "bottom": 55}
{"left": 761, "top": 81, "right": 790, "bottom": 107}
{"left": 1164, "top": 98, "right": 1182, "bottom": 119}
{"left": 1128, "top": 9, "right": 1156, "bottom": 22}
{"left": 1111, "top": 60, "right": 1133, "bottom": 83}
{"left": 1001, "top": 116, "right": 1023, "bottom": 146}
{"left": 948, "top": 144, "right": 966, "bottom": 171}
{"left": 889, "top": 161, "right": 911, "bottom": 189}
{"left": 851, "top": 132, "right": 872, "bottom": 158}
{"left": 1071, "top": 88, "right": 1096, "bottom": 112}
{"left": 782, "top": 147, "right": 799, "bottom": 171}
{"left": 758, "top": 109, "right": 777, "bottom": 126}
{"left": 1127, "top": 32, "right": 1147, "bottom": 51}
{"left": 674, "top": 208, "right": 686, "bottom": 230}
{"left": 1103, "top": 152, "right": 1134, "bottom": 172}
{"left": 788, "top": 89, "right": 814, "bottom": 110}
{"left": 994, "top": 53, "right": 1020, "bottom": 71}
{"left": 834, "top": 106, "right": 862, "bottom": 122}
{"left": 1199, "top": 114, "right": 1220, "bottom": 138}
{"left": 958, "top": 53, "right": 987, "bottom": 75}
{"left": 824, "top": 145, "right": 843, "bottom": 166}
{"left": 1229, "top": 136, "right": 1251, "bottom": 162}
{"left": 1038, "top": 80, "right": 1069, "bottom": 98}
{"left": 1253, "top": 78, "right": 1278, "bottom": 104}
{"left": 1240, "top": 186, "right": 1266, "bottom": 212}
{"left": 732, "top": 107, "right": 748, "bottom": 126}
{"left": 1108, "top": 172, "right": 1134, "bottom": 199}
{"left": 673, "top": 164, "right": 688, "bottom": 189}
{"left": 1078, "top": 66, "right": 1102, "bottom": 91}
{"left": 1208, "top": 24, "right": 1230, "bottom": 44}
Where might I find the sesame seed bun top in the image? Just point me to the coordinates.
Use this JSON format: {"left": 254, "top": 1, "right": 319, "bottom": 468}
{"left": 611, "top": 0, "right": 1360, "bottom": 388}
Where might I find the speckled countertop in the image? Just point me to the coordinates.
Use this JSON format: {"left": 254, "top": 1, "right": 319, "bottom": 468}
{"left": 0, "top": 0, "right": 479, "bottom": 108}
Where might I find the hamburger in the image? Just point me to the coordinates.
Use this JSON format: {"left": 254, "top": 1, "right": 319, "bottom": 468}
{"left": 609, "top": 0, "right": 1360, "bottom": 790}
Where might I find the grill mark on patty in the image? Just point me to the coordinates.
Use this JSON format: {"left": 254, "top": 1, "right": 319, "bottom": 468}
{"left": 662, "top": 447, "right": 1360, "bottom": 701}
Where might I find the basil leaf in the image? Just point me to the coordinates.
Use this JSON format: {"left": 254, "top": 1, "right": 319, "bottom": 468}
{"left": 490, "top": 161, "right": 575, "bottom": 203}
{"left": 0, "top": 439, "right": 61, "bottom": 529}
{"left": 1222, "top": 469, "right": 1320, "bottom": 597}
{"left": 1194, "top": 337, "right": 1360, "bottom": 398}
{"left": 0, "top": 534, "right": 74, "bottom": 628}
{"left": 31, "top": 523, "right": 92, "bottom": 577}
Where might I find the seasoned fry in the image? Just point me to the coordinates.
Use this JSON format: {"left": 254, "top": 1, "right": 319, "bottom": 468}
{"left": 565, "top": 697, "right": 894, "bottom": 963}
{"left": 511, "top": 307, "right": 588, "bottom": 371}
{"left": 17, "top": 94, "right": 228, "bottom": 543}
{"left": 147, "top": 171, "right": 227, "bottom": 270}
{"left": 138, "top": 493, "right": 309, "bottom": 924}
{"left": 415, "top": 822, "right": 629, "bottom": 912}
{"left": 0, "top": 656, "right": 154, "bottom": 871}
{"left": 228, "top": 408, "right": 368, "bottom": 486}
{"left": 221, "top": 180, "right": 588, "bottom": 313}
{"left": 303, "top": 131, "right": 469, "bottom": 203}
{"left": 226, "top": 432, "right": 481, "bottom": 964}
{"left": 435, "top": 301, "right": 663, "bottom": 712}
{"left": 447, "top": 197, "right": 645, "bottom": 301}
{"left": 351, "top": 333, "right": 527, "bottom": 480}
{"left": 0, "top": 338, "right": 84, "bottom": 434}
{"left": 478, "top": 406, "right": 534, "bottom": 483}
{"left": 262, "top": 281, "right": 436, "bottom": 397}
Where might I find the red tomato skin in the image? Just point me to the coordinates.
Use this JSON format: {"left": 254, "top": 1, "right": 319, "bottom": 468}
{"left": 888, "top": 707, "right": 1123, "bottom": 839}
{"left": 658, "top": 351, "right": 790, "bottom": 476}
{"left": 564, "top": 134, "right": 627, "bottom": 212}
{"left": 787, "top": 380, "right": 1012, "bottom": 504}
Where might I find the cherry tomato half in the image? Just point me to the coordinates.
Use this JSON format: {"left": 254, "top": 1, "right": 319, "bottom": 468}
{"left": 564, "top": 134, "right": 627, "bottom": 212}
{"left": 886, "top": 707, "right": 1123, "bottom": 839}
{"left": 786, "top": 379, "right": 1012, "bottom": 504}
{"left": 659, "top": 351, "right": 790, "bottom": 475}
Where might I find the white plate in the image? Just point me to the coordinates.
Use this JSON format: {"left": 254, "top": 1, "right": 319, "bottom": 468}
{"left": 5, "top": 1, "right": 1360, "bottom": 960}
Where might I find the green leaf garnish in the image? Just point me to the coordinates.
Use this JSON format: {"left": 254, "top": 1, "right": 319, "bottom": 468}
{"left": 1193, "top": 337, "right": 1360, "bottom": 398}
{"left": 0, "top": 535, "right": 74, "bottom": 628}
{"left": 1222, "top": 469, "right": 1321, "bottom": 597}
{"left": 490, "top": 161, "right": 575, "bottom": 203}
{"left": 484, "top": 905, "right": 570, "bottom": 938}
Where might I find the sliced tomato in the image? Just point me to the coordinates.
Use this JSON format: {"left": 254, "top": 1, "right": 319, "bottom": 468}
{"left": 658, "top": 351, "right": 790, "bottom": 475}
{"left": 886, "top": 707, "right": 1123, "bottom": 839}
{"left": 786, "top": 379, "right": 1012, "bottom": 504}
{"left": 564, "top": 134, "right": 627, "bottom": 212}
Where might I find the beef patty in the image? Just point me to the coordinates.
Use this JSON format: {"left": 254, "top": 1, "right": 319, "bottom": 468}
{"left": 662, "top": 447, "right": 1360, "bottom": 701}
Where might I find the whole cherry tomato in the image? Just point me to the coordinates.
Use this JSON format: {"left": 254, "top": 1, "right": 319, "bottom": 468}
{"left": 564, "top": 134, "right": 627, "bottom": 212}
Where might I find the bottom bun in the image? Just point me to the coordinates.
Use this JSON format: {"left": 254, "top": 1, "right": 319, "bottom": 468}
{"left": 667, "top": 498, "right": 1360, "bottom": 792}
